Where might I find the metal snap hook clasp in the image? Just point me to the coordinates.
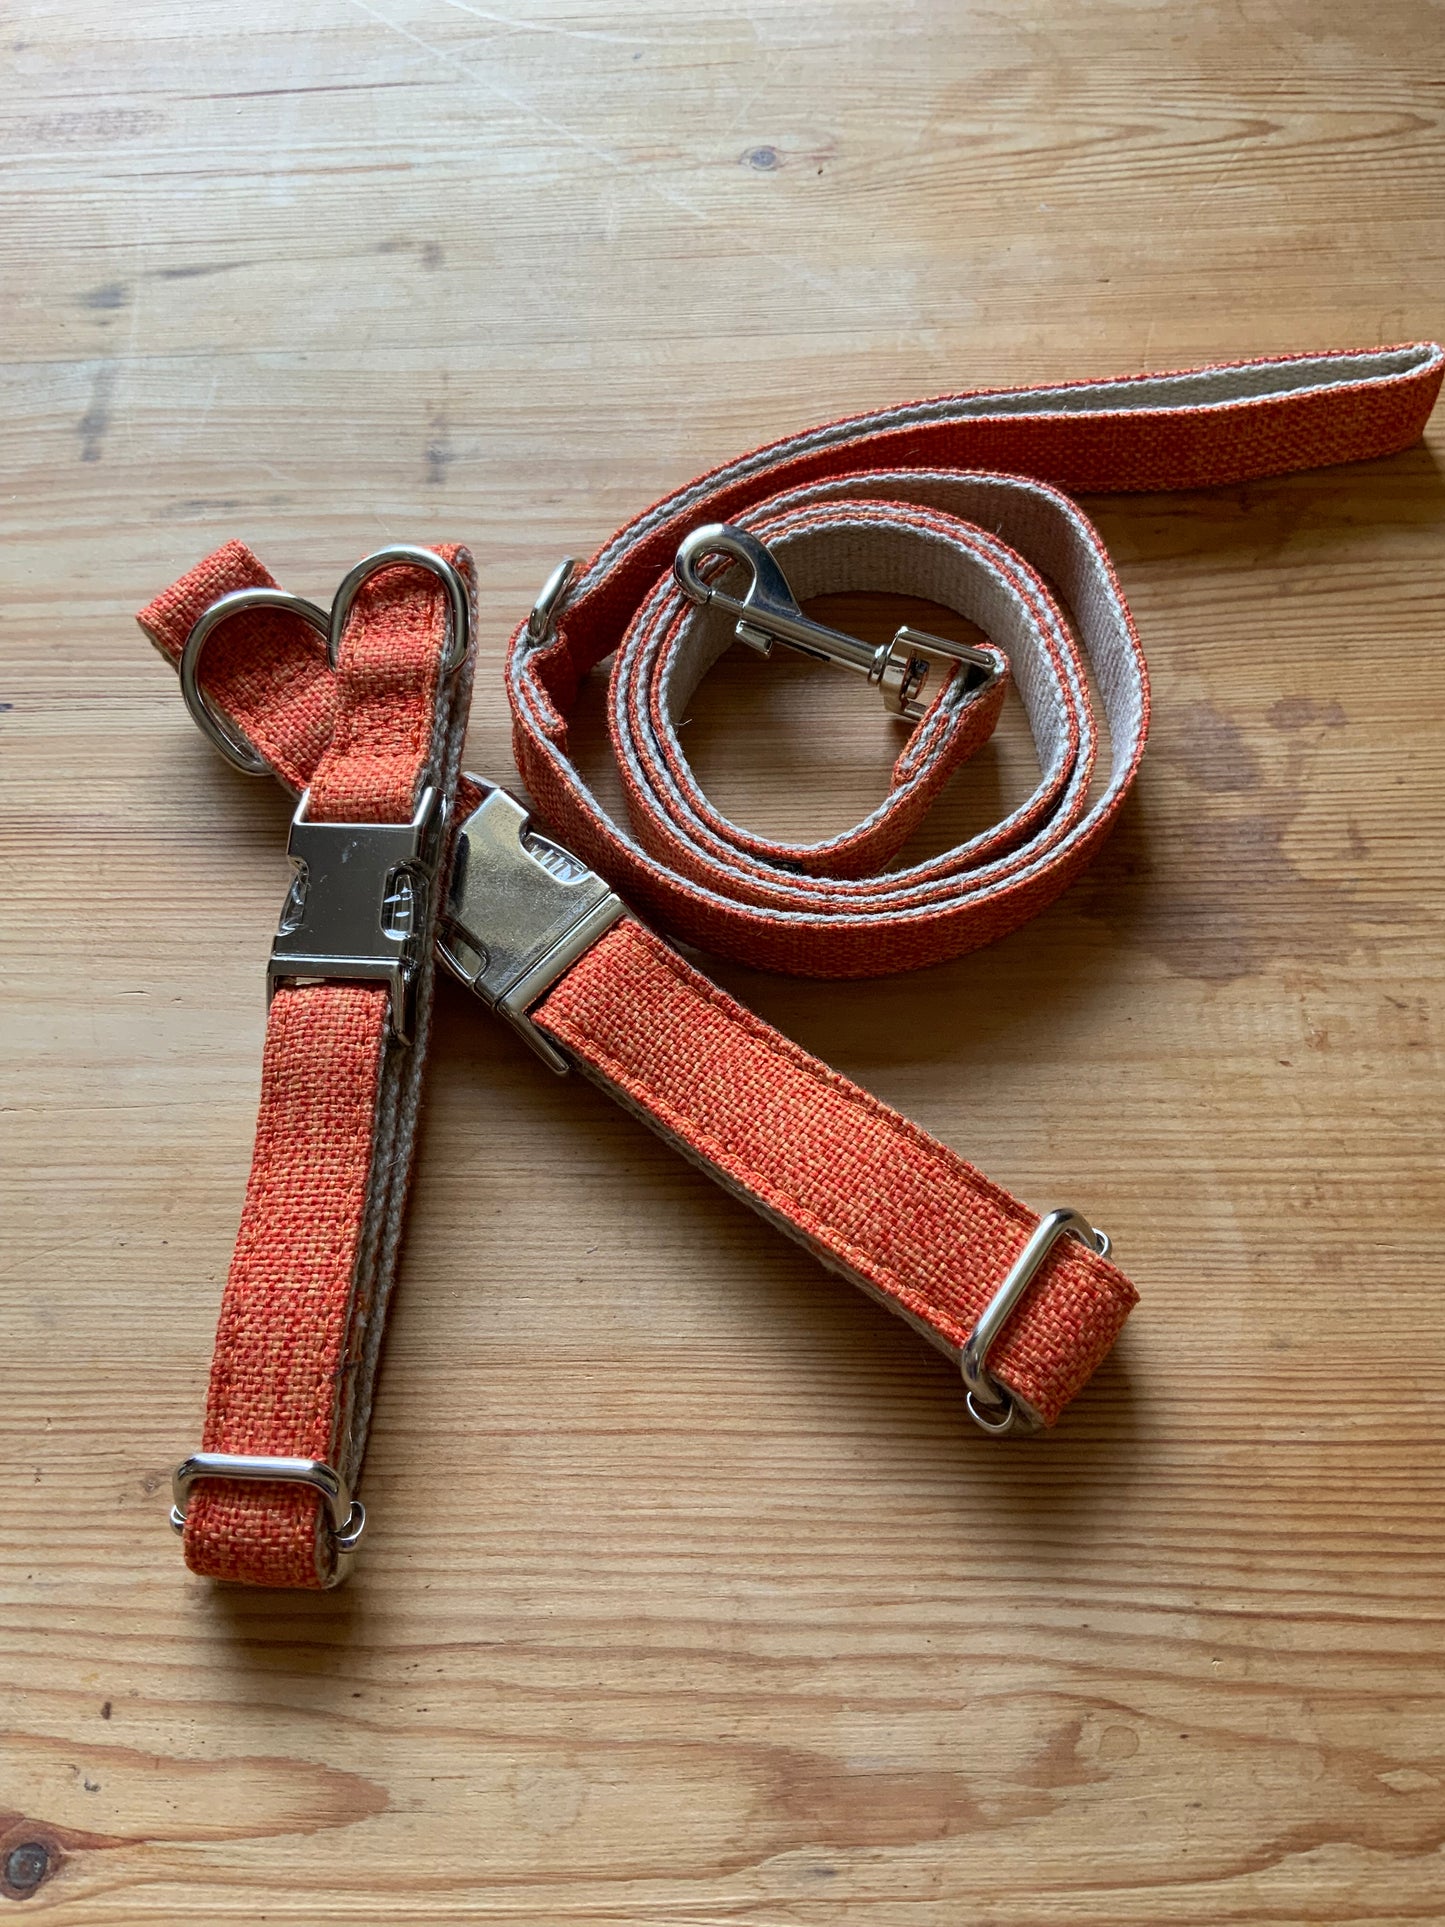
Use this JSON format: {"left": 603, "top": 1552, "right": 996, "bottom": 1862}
{"left": 673, "top": 521, "right": 1002, "bottom": 722}
{"left": 673, "top": 523, "right": 818, "bottom": 660}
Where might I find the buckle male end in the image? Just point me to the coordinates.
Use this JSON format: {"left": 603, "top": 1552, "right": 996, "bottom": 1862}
{"left": 439, "top": 782, "right": 625, "bottom": 1074}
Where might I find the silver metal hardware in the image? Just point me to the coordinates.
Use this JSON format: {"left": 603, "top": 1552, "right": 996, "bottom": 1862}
{"left": 269, "top": 784, "right": 442, "bottom": 1044}
{"left": 674, "top": 522, "right": 1001, "bottom": 722}
{"left": 439, "top": 779, "right": 626, "bottom": 1075}
{"left": 327, "top": 544, "right": 470, "bottom": 675}
{"left": 960, "top": 1207, "right": 1111, "bottom": 1436}
{"left": 527, "top": 556, "right": 579, "bottom": 644}
{"left": 179, "top": 548, "right": 471, "bottom": 777}
{"left": 180, "top": 589, "right": 330, "bottom": 774}
{"left": 169, "top": 1453, "right": 365, "bottom": 1587}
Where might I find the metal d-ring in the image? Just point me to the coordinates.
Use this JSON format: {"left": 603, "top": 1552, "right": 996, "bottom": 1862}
{"left": 327, "top": 544, "right": 471, "bottom": 675}
{"left": 180, "top": 548, "right": 470, "bottom": 774}
{"left": 526, "top": 556, "right": 579, "bottom": 645}
{"left": 180, "top": 589, "right": 330, "bottom": 775}
{"left": 960, "top": 1207, "right": 1112, "bottom": 1437}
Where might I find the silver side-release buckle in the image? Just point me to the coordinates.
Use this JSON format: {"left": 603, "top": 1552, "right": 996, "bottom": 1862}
{"left": 439, "top": 780, "right": 626, "bottom": 1075}
{"left": 268, "top": 784, "right": 442, "bottom": 1045}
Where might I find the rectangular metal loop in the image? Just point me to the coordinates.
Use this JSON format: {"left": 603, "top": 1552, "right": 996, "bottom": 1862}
{"left": 169, "top": 1453, "right": 364, "bottom": 1587}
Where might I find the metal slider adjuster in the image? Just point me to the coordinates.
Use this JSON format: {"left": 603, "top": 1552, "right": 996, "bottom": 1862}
{"left": 674, "top": 522, "right": 1001, "bottom": 721}
{"left": 960, "top": 1208, "right": 1112, "bottom": 1437}
{"left": 438, "top": 778, "right": 626, "bottom": 1075}
{"left": 169, "top": 1453, "right": 366, "bottom": 1588}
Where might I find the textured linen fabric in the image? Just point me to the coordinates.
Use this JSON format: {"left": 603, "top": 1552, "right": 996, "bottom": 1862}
{"left": 138, "top": 346, "right": 1443, "bottom": 1466}
{"left": 533, "top": 920, "right": 1134, "bottom": 1426}
{"left": 141, "top": 547, "right": 475, "bottom": 1586}
{"left": 507, "top": 343, "right": 1443, "bottom": 975}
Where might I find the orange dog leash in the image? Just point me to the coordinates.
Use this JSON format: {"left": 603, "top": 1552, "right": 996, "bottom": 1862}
{"left": 141, "top": 342, "right": 1443, "bottom": 1587}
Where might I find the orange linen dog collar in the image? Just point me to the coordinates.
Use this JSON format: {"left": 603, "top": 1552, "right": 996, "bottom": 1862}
{"left": 146, "top": 547, "right": 475, "bottom": 1587}
{"left": 141, "top": 343, "right": 1442, "bottom": 1587}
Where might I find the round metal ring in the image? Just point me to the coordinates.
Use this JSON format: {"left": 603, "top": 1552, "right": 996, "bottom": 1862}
{"left": 180, "top": 588, "right": 330, "bottom": 775}
{"left": 326, "top": 544, "right": 470, "bottom": 676}
{"left": 964, "top": 1387, "right": 1022, "bottom": 1436}
{"left": 527, "top": 555, "right": 578, "bottom": 644}
{"left": 333, "top": 1499, "right": 367, "bottom": 1554}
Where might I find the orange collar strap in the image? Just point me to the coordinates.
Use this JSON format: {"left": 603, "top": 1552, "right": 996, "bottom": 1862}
{"left": 140, "top": 344, "right": 1442, "bottom": 1588}
{"left": 142, "top": 547, "right": 476, "bottom": 1587}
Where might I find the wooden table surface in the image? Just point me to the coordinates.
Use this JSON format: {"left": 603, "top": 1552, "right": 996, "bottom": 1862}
{"left": 4, "top": 2, "right": 1444, "bottom": 1921}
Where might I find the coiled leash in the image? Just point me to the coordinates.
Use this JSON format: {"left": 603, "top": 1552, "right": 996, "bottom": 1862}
{"left": 140, "top": 343, "right": 1442, "bottom": 1588}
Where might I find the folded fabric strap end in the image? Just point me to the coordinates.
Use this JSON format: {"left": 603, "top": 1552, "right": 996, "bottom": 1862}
{"left": 982, "top": 1228, "right": 1139, "bottom": 1432}
{"left": 137, "top": 541, "right": 336, "bottom": 793}
{"left": 181, "top": 1482, "right": 332, "bottom": 1590}
{"left": 137, "top": 540, "right": 279, "bottom": 666}
{"left": 886, "top": 644, "right": 1010, "bottom": 792}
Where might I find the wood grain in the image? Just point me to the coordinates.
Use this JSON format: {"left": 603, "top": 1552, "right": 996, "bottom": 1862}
{"left": 2, "top": 1, "right": 1444, "bottom": 1920}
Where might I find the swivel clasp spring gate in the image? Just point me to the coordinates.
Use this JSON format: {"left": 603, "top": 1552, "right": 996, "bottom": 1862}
{"left": 674, "top": 521, "right": 1001, "bottom": 720}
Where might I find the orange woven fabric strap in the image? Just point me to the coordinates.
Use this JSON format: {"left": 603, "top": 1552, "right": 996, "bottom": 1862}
{"left": 508, "top": 342, "right": 1443, "bottom": 975}
{"left": 531, "top": 919, "right": 1133, "bottom": 1425}
{"left": 139, "top": 548, "right": 476, "bottom": 1587}
{"left": 141, "top": 542, "right": 1134, "bottom": 1447}
{"left": 139, "top": 345, "right": 1443, "bottom": 1555}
